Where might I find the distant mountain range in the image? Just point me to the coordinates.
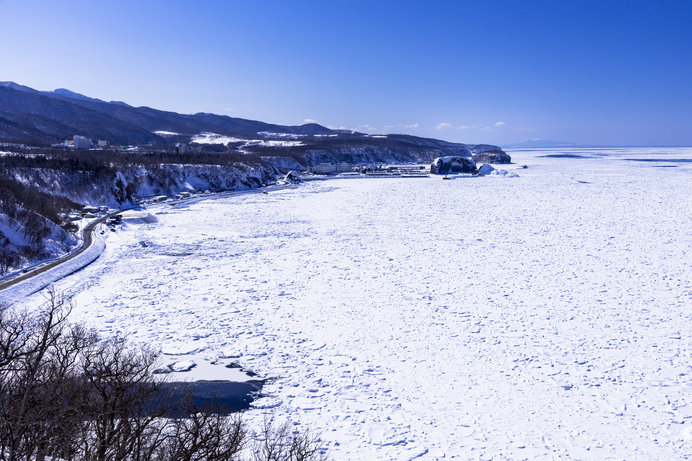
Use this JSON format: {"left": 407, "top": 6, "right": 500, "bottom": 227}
{"left": 0, "top": 82, "right": 509, "bottom": 165}
{"left": 0, "top": 81, "right": 335, "bottom": 146}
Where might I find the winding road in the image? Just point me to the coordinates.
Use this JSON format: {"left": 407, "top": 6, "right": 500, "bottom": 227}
{"left": 0, "top": 211, "right": 117, "bottom": 294}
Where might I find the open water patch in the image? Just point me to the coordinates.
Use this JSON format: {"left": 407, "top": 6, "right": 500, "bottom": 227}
{"left": 539, "top": 154, "right": 595, "bottom": 159}
{"left": 159, "top": 379, "right": 265, "bottom": 416}
{"left": 624, "top": 158, "right": 692, "bottom": 163}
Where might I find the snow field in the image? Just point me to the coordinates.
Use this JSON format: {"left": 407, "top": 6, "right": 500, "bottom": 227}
{"left": 18, "top": 148, "right": 692, "bottom": 459}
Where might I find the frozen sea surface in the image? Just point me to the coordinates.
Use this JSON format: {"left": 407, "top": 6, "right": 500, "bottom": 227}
{"left": 19, "top": 148, "right": 692, "bottom": 459}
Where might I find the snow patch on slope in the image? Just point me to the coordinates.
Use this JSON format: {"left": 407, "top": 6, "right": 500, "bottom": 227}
{"left": 192, "top": 132, "right": 304, "bottom": 147}
{"left": 153, "top": 130, "right": 180, "bottom": 137}
{"left": 191, "top": 132, "right": 246, "bottom": 144}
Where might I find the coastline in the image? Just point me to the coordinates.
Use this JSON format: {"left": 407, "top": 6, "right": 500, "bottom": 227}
{"left": 7, "top": 148, "right": 691, "bottom": 456}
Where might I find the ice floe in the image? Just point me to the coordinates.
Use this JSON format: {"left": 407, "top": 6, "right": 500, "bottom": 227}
{"left": 12, "top": 148, "right": 692, "bottom": 459}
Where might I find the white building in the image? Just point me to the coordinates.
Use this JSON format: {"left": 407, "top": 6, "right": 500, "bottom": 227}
{"left": 175, "top": 143, "right": 187, "bottom": 154}
{"left": 97, "top": 140, "right": 108, "bottom": 148}
{"left": 73, "top": 135, "right": 92, "bottom": 150}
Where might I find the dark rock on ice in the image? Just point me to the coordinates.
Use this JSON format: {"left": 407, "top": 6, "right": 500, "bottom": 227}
{"left": 472, "top": 150, "right": 512, "bottom": 164}
{"left": 430, "top": 156, "right": 477, "bottom": 174}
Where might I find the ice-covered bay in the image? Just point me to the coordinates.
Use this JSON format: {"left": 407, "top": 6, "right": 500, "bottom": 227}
{"left": 20, "top": 149, "right": 692, "bottom": 459}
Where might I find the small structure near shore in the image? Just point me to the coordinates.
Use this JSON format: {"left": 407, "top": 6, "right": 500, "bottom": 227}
{"left": 283, "top": 170, "right": 302, "bottom": 183}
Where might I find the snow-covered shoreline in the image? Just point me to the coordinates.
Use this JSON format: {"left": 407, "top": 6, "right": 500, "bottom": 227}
{"left": 13, "top": 148, "right": 692, "bottom": 459}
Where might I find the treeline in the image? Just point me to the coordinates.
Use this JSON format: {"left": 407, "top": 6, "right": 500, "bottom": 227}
{"left": 241, "top": 134, "right": 442, "bottom": 164}
{"left": 0, "top": 174, "right": 79, "bottom": 232}
{"left": 0, "top": 289, "right": 327, "bottom": 461}
{"left": 0, "top": 148, "right": 266, "bottom": 172}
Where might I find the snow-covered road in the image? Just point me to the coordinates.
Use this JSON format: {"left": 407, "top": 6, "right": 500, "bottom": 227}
{"left": 18, "top": 148, "right": 692, "bottom": 459}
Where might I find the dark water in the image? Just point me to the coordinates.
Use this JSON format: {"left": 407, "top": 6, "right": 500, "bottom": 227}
{"left": 624, "top": 158, "right": 692, "bottom": 163}
{"left": 158, "top": 379, "right": 265, "bottom": 416}
{"left": 539, "top": 154, "right": 594, "bottom": 159}
{"left": 535, "top": 152, "right": 692, "bottom": 167}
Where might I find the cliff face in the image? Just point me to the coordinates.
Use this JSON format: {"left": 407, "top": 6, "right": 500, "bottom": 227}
{"left": 4, "top": 163, "right": 279, "bottom": 207}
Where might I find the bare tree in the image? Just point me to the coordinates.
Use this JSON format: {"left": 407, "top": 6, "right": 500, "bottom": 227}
{"left": 0, "top": 289, "right": 328, "bottom": 461}
{"left": 78, "top": 338, "right": 163, "bottom": 461}
{"left": 0, "top": 287, "right": 74, "bottom": 461}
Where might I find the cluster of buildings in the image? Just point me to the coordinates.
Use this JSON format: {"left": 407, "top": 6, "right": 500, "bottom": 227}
{"left": 52, "top": 135, "right": 109, "bottom": 150}
{"left": 49, "top": 138, "right": 206, "bottom": 154}
{"left": 174, "top": 143, "right": 203, "bottom": 154}
{"left": 306, "top": 162, "right": 429, "bottom": 177}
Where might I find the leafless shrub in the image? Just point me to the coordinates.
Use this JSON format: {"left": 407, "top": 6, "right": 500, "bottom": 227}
{"left": 157, "top": 403, "right": 246, "bottom": 461}
{"left": 252, "top": 418, "right": 326, "bottom": 461}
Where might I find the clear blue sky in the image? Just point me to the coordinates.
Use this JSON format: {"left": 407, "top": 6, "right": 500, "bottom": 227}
{"left": 1, "top": 0, "right": 691, "bottom": 146}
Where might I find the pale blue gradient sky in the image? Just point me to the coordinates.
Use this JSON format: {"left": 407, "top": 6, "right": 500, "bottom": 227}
{"left": 1, "top": 0, "right": 690, "bottom": 146}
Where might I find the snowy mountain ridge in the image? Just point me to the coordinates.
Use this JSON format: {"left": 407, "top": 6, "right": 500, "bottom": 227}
{"left": 0, "top": 82, "right": 507, "bottom": 167}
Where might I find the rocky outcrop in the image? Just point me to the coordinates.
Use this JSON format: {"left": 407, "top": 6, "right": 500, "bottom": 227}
{"left": 472, "top": 149, "right": 511, "bottom": 164}
{"left": 430, "top": 156, "right": 477, "bottom": 174}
